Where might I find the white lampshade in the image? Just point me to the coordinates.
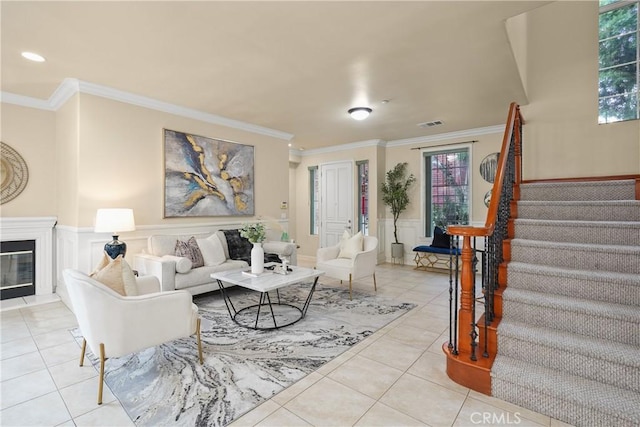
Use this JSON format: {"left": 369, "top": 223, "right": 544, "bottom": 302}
{"left": 94, "top": 209, "right": 136, "bottom": 234}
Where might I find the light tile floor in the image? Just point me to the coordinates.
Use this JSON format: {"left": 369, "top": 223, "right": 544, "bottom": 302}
{"left": 0, "top": 262, "right": 573, "bottom": 427}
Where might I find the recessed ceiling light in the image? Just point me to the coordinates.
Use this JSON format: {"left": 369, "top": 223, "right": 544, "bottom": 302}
{"left": 21, "top": 51, "right": 45, "bottom": 62}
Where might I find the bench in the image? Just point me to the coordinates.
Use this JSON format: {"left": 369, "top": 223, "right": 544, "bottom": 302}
{"left": 413, "top": 245, "right": 461, "bottom": 271}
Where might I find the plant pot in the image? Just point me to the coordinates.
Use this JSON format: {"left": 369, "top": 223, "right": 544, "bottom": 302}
{"left": 251, "top": 242, "right": 264, "bottom": 274}
{"left": 391, "top": 242, "right": 404, "bottom": 259}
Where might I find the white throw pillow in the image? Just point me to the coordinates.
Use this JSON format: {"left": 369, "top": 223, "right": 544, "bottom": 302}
{"left": 338, "top": 231, "right": 364, "bottom": 259}
{"left": 162, "top": 255, "right": 193, "bottom": 273}
{"left": 198, "top": 234, "right": 227, "bottom": 266}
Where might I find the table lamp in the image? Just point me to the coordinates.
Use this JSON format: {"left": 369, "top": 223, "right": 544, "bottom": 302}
{"left": 94, "top": 208, "right": 136, "bottom": 259}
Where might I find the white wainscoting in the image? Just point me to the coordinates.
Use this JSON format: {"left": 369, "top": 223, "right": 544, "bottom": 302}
{"left": 378, "top": 218, "right": 424, "bottom": 265}
{"left": 55, "top": 220, "right": 290, "bottom": 293}
{"left": 378, "top": 219, "right": 486, "bottom": 265}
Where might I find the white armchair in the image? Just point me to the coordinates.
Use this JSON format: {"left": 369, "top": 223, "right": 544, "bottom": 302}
{"left": 316, "top": 236, "right": 378, "bottom": 299}
{"left": 62, "top": 269, "right": 203, "bottom": 404}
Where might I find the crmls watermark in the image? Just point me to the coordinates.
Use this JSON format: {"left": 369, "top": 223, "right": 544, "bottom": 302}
{"left": 470, "top": 411, "right": 522, "bottom": 425}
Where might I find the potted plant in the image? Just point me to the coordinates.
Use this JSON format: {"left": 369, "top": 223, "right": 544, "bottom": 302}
{"left": 381, "top": 162, "right": 416, "bottom": 260}
{"left": 240, "top": 223, "right": 266, "bottom": 274}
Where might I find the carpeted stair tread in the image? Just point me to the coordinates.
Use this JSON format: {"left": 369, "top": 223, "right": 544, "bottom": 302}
{"left": 497, "top": 321, "right": 640, "bottom": 392}
{"left": 517, "top": 200, "right": 640, "bottom": 221}
{"left": 502, "top": 288, "right": 640, "bottom": 345}
{"left": 514, "top": 219, "right": 640, "bottom": 246}
{"left": 502, "top": 288, "right": 640, "bottom": 322}
{"left": 520, "top": 179, "right": 636, "bottom": 201}
{"left": 491, "top": 355, "right": 640, "bottom": 426}
{"left": 492, "top": 178, "right": 640, "bottom": 425}
{"left": 510, "top": 239, "right": 640, "bottom": 274}
{"left": 507, "top": 261, "right": 640, "bottom": 306}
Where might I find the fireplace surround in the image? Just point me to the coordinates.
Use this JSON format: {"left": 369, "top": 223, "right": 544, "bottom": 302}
{"left": 0, "top": 217, "right": 56, "bottom": 298}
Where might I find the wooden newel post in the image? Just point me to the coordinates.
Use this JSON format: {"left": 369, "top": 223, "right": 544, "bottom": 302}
{"left": 458, "top": 235, "right": 475, "bottom": 354}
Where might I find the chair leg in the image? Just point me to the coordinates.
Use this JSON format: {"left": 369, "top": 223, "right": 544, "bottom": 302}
{"left": 349, "top": 274, "right": 352, "bottom": 300}
{"left": 373, "top": 273, "right": 377, "bottom": 292}
{"left": 79, "top": 339, "right": 87, "bottom": 366}
{"left": 196, "top": 318, "right": 204, "bottom": 364}
{"left": 98, "top": 343, "right": 105, "bottom": 405}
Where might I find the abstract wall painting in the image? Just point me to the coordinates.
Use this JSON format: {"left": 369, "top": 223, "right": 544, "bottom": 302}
{"left": 164, "top": 129, "right": 254, "bottom": 217}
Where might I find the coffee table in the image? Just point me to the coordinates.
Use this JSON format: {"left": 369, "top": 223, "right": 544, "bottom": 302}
{"left": 211, "top": 266, "right": 324, "bottom": 330}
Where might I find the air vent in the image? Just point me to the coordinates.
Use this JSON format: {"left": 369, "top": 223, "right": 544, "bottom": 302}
{"left": 417, "top": 120, "right": 444, "bottom": 128}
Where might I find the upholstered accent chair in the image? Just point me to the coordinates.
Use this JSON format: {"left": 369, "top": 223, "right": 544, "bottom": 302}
{"left": 62, "top": 269, "right": 203, "bottom": 404}
{"left": 316, "top": 236, "right": 378, "bottom": 299}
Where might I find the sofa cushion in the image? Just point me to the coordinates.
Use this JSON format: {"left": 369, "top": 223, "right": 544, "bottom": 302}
{"left": 175, "top": 237, "right": 205, "bottom": 268}
{"left": 161, "top": 255, "right": 193, "bottom": 273}
{"left": 90, "top": 253, "right": 138, "bottom": 296}
{"left": 197, "top": 234, "right": 226, "bottom": 266}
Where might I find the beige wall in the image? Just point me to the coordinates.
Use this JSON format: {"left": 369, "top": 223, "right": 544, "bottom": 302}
{"left": 288, "top": 161, "right": 299, "bottom": 239}
{"left": 294, "top": 132, "right": 503, "bottom": 259}
{"left": 4, "top": 0, "right": 639, "bottom": 260}
{"left": 1, "top": 103, "right": 57, "bottom": 217}
{"left": 293, "top": 145, "right": 381, "bottom": 257}
{"left": 514, "top": 1, "right": 640, "bottom": 179}
{"left": 2, "top": 94, "right": 290, "bottom": 229}
{"left": 56, "top": 95, "right": 80, "bottom": 225}
{"left": 69, "top": 94, "right": 289, "bottom": 227}
{"left": 384, "top": 132, "right": 503, "bottom": 231}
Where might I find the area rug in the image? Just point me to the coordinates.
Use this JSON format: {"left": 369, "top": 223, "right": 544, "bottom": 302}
{"left": 73, "top": 283, "right": 415, "bottom": 426}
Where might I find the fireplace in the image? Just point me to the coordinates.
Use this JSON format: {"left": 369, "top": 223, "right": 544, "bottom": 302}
{"left": 0, "top": 217, "right": 56, "bottom": 299}
{"left": 1, "top": 240, "right": 36, "bottom": 300}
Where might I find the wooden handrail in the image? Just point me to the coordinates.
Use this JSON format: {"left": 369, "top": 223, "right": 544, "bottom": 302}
{"left": 448, "top": 102, "right": 522, "bottom": 238}
{"left": 444, "top": 102, "right": 523, "bottom": 394}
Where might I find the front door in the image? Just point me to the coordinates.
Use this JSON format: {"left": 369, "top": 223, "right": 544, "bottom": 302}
{"left": 320, "top": 161, "right": 354, "bottom": 247}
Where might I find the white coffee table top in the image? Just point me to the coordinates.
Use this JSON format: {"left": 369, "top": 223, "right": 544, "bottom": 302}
{"left": 211, "top": 266, "right": 324, "bottom": 293}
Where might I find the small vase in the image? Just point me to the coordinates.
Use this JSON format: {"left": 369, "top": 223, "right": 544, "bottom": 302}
{"left": 251, "top": 242, "right": 264, "bottom": 274}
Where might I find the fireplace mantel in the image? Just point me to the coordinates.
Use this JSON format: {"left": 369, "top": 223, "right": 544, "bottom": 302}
{"left": 0, "top": 216, "right": 57, "bottom": 296}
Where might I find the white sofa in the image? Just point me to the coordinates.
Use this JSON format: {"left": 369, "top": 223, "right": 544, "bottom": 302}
{"left": 133, "top": 229, "right": 297, "bottom": 295}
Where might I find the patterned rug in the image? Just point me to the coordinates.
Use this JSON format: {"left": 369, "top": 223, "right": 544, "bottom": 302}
{"left": 74, "top": 283, "right": 415, "bottom": 426}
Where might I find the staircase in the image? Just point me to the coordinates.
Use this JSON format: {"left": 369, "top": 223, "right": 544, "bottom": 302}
{"left": 491, "top": 179, "right": 640, "bottom": 426}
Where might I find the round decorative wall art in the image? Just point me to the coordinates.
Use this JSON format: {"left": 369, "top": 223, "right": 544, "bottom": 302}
{"left": 484, "top": 190, "right": 492, "bottom": 208}
{"left": 480, "top": 152, "right": 500, "bottom": 183}
{"left": 1, "top": 142, "right": 29, "bottom": 204}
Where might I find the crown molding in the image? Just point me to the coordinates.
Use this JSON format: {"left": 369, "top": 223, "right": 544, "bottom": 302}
{"left": 1, "top": 92, "right": 56, "bottom": 111}
{"left": 2, "top": 78, "right": 294, "bottom": 142}
{"left": 386, "top": 125, "right": 505, "bottom": 148}
{"left": 297, "top": 139, "right": 385, "bottom": 157}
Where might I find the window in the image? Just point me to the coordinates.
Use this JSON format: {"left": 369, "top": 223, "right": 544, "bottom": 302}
{"left": 356, "top": 161, "right": 369, "bottom": 235}
{"left": 599, "top": 0, "right": 639, "bottom": 123}
{"left": 423, "top": 148, "right": 470, "bottom": 235}
{"left": 309, "top": 166, "right": 319, "bottom": 235}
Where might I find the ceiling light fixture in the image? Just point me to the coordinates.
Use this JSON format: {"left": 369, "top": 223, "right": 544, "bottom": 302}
{"left": 21, "top": 51, "right": 45, "bottom": 62}
{"left": 348, "top": 107, "right": 372, "bottom": 121}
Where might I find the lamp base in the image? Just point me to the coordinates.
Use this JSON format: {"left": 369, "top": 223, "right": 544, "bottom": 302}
{"left": 104, "top": 235, "right": 127, "bottom": 259}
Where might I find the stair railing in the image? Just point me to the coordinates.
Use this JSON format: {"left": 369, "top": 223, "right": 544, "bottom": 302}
{"left": 445, "top": 103, "right": 523, "bottom": 375}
